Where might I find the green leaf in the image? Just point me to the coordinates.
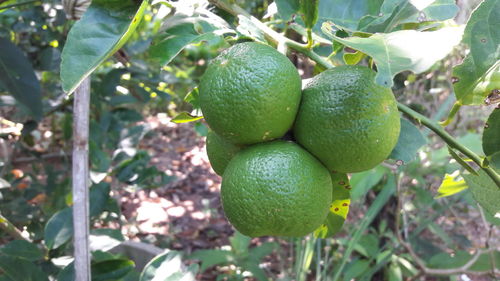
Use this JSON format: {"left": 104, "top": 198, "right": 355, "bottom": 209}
{"left": 0, "top": 240, "right": 43, "bottom": 261}
{"left": 316, "top": 0, "right": 383, "bottom": 32}
{"left": 184, "top": 87, "right": 200, "bottom": 109}
{"left": 229, "top": 231, "right": 251, "bottom": 257}
{"left": 60, "top": 0, "right": 148, "bottom": 94}
{"left": 140, "top": 250, "right": 198, "bottom": 281}
{"left": 483, "top": 108, "right": 500, "bottom": 157}
{"left": 59, "top": 259, "right": 135, "bottom": 281}
{"left": 89, "top": 229, "right": 124, "bottom": 252}
{"left": 275, "top": 0, "right": 300, "bottom": 21}
{"left": 344, "top": 259, "right": 370, "bottom": 281}
{"left": 171, "top": 112, "right": 203, "bottom": 123}
{"left": 300, "top": 0, "right": 319, "bottom": 29}
{"left": 248, "top": 242, "right": 278, "bottom": 261}
{"left": 435, "top": 173, "right": 468, "bottom": 198}
{"left": 354, "top": 234, "right": 379, "bottom": 257}
{"left": 343, "top": 51, "right": 365, "bottom": 65}
{"left": 463, "top": 170, "right": 499, "bottom": 218}
{"left": 0, "top": 38, "right": 42, "bottom": 120}
{"left": 93, "top": 259, "right": 135, "bottom": 281}
{"left": 150, "top": 23, "right": 219, "bottom": 65}
{"left": 90, "top": 182, "right": 110, "bottom": 217}
{"left": 402, "top": 0, "right": 459, "bottom": 23}
{"left": 188, "top": 250, "right": 234, "bottom": 272}
{"left": 314, "top": 173, "right": 350, "bottom": 238}
{"left": 389, "top": 118, "right": 427, "bottom": 164}
{"left": 322, "top": 23, "right": 463, "bottom": 87}
{"left": 350, "top": 165, "right": 389, "bottom": 200}
{"left": 452, "top": 0, "right": 500, "bottom": 105}
{"left": 0, "top": 255, "right": 49, "bottom": 281}
{"left": 428, "top": 250, "right": 500, "bottom": 272}
{"left": 44, "top": 207, "right": 73, "bottom": 249}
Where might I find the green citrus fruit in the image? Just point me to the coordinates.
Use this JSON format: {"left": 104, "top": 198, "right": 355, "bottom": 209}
{"left": 221, "top": 141, "right": 332, "bottom": 237}
{"left": 199, "top": 42, "right": 302, "bottom": 145}
{"left": 206, "top": 130, "right": 242, "bottom": 176}
{"left": 294, "top": 65, "right": 400, "bottom": 173}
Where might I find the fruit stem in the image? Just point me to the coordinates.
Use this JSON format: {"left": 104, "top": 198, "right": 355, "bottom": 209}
{"left": 398, "top": 103, "right": 500, "bottom": 188}
{"left": 306, "top": 28, "right": 313, "bottom": 49}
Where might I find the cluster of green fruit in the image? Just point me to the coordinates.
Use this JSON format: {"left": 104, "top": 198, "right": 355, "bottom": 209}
{"left": 199, "top": 42, "right": 401, "bottom": 237}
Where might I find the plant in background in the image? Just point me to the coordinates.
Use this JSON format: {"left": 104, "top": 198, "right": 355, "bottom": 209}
{"left": 0, "top": 0, "right": 498, "bottom": 280}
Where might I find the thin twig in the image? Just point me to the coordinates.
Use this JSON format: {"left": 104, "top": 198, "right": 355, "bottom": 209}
{"left": 0, "top": 212, "right": 30, "bottom": 242}
{"left": 395, "top": 170, "right": 497, "bottom": 276}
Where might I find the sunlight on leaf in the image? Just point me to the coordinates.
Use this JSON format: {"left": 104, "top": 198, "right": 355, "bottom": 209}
{"left": 171, "top": 112, "right": 203, "bottom": 123}
{"left": 322, "top": 23, "right": 463, "bottom": 87}
{"left": 435, "top": 172, "right": 468, "bottom": 198}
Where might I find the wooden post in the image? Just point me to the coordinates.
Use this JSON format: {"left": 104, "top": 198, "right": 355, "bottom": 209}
{"left": 72, "top": 77, "right": 91, "bottom": 281}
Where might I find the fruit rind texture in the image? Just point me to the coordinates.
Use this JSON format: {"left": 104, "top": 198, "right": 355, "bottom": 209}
{"left": 206, "top": 131, "right": 242, "bottom": 176}
{"left": 199, "top": 42, "right": 302, "bottom": 145}
{"left": 294, "top": 65, "right": 401, "bottom": 173}
{"left": 221, "top": 141, "right": 333, "bottom": 237}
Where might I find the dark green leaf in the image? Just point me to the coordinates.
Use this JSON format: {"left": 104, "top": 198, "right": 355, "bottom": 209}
{"left": 483, "top": 108, "right": 500, "bottom": 157}
{"left": 58, "top": 259, "right": 135, "bottom": 281}
{"left": 314, "top": 173, "right": 350, "bottom": 238}
{"left": 0, "top": 240, "right": 43, "bottom": 261}
{"left": 44, "top": 207, "right": 73, "bottom": 249}
{"left": 149, "top": 22, "right": 221, "bottom": 66}
{"left": 248, "top": 242, "right": 278, "bottom": 261}
{"left": 188, "top": 250, "right": 234, "bottom": 272}
{"left": 89, "top": 140, "right": 111, "bottom": 173}
{"left": 93, "top": 259, "right": 135, "bottom": 281}
{"left": 452, "top": 0, "right": 500, "bottom": 105}
{"left": 0, "top": 38, "right": 42, "bottom": 120}
{"left": 463, "top": 170, "right": 499, "bottom": 218}
{"left": 322, "top": 22, "right": 463, "bottom": 87}
{"left": 428, "top": 250, "right": 500, "bottom": 272}
{"left": 90, "top": 182, "right": 110, "bottom": 217}
{"left": 316, "top": 0, "right": 383, "bottom": 32}
{"left": 344, "top": 259, "right": 370, "bottom": 281}
{"left": 354, "top": 234, "right": 379, "bottom": 257}
{"left": 0, "top": 255, "right": 49, "bottom": 281}
{"left": 275, "top": 0, "right": 300, "bottom": 21}
{"left": 389, "top": 118, "right": 427, "bottom": 163}
{"left": 140, "top": 250, "right": 198, "bottom": 281}
{"left": 171, "top": 112, "right": 203, "bottom": 123}
{"left": 60, "top": 0, "right": 148, "bottom": 93}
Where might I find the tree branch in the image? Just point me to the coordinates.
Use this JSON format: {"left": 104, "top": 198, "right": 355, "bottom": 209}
{"left": 398, "top": 103, "right": 500, "bottom": 187}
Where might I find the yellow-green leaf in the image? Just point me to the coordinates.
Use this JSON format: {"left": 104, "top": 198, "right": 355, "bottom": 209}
{"left": 435, "top": 173, "right": 468, "bottom": 198}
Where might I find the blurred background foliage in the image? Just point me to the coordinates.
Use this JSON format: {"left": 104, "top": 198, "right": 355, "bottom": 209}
{"left": 0, "top": 0, "right": 498, "bottom": 280}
